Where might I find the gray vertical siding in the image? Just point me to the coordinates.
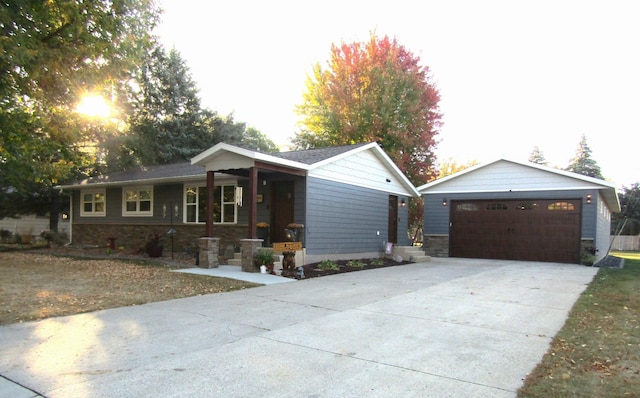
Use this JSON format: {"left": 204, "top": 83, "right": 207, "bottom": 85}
{"left": 305, "top": 177, "right": 409, "bottom": 255}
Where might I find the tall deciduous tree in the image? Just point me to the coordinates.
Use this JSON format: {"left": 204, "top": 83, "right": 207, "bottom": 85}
{"left": 0, "top": 0, "right": 160, "bottom": 225}
{"left": 437, "top": 158, "right": 479, "bottom": 178}
{"left": 293, "top": 34, "right": 442, "bottom": 185}
{"left": 566, "top": 134, "right": 603, "bottom": 179}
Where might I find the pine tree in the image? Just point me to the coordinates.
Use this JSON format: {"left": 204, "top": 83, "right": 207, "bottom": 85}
{"left": 566, "top": 135, "right": 603, "bottom": 179}
{"left": 108, "top": 46, "right": 276, "bottom": 169}
{"left": 528, "top": 146, "right": 548, "bottom": 165}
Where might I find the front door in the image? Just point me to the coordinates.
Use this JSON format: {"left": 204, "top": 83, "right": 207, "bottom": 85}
{"left": 270, "top": 181, "right": 295, "bottom": 243}
{"left": 388, "top": 195, "right": 398, "bottom": 243}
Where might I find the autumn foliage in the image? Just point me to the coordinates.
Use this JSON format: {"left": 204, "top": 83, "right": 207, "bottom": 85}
{"left": 294, "top": 34, "right": 442, "bottom": 185}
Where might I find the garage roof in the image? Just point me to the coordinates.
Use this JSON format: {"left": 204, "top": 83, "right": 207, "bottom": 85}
{"left": 417, "top": 158, "right": 620, "bottom": 212}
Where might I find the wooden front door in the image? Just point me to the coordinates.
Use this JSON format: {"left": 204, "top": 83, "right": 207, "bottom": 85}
{"left": 388, "top": 195, "right": 398, "bottom": 244}
{"left": 270, "top": 181, "right": 295, "bottom": 243}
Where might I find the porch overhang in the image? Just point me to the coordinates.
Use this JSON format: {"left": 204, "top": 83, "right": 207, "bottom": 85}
{"left": 191, "top": 143, "right": 308, "bottom": 239}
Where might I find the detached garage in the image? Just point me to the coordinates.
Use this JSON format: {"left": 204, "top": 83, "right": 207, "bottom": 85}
{"left": 418, "top": 159, "right": 620, "bottom": 264}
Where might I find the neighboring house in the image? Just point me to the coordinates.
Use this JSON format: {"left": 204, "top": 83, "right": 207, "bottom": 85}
{"left": 417, "top": 159, "right": 620, "bottom": 264}
{"left": 57, "top": 142, "right": 419, "bottom": 264}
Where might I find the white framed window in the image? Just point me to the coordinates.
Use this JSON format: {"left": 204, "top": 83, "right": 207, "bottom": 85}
{"left": 122, "top": 186, "right": 153, "bottom": 216}
{"left": 184, "top": 183, "right": 238, "bottom": 224}
{"left": 80, "top": 189, "right": 106, "bottom": 217}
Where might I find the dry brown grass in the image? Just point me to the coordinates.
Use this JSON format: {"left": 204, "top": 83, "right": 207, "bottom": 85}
{"left": 0, "top": 252, "right": 260, "bottom": 325}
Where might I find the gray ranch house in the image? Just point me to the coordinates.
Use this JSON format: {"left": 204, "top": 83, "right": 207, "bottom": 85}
{"left": 58, "top": 142, "right": 420, "bottom": 266}
{"left": 418, "top": 158, "right": 620, "bottom": 265}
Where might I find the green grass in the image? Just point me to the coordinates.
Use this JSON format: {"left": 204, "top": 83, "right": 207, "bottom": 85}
{"left": 518, "top": 252, "right": 640, "bottom": 397}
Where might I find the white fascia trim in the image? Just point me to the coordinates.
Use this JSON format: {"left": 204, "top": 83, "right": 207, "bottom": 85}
{"left": 421, "top": 185, "right": 611, "bottom": 195}
{"left": 309, "top": 173, "right": 416, "bottom": 198}
{"left": 418, "top": 158, "right": 618, "bottom": 192}
{"left": 55, "top": 173, "right": 241, "bottom": 190}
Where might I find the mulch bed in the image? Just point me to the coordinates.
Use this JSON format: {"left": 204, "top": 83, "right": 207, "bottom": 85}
{"left": 292, "top": 257, "right": 412, "bottom": 279}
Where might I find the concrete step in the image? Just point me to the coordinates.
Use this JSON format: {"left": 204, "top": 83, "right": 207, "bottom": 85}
{"left": 393, "top": 246, "right": 431, "bottom": 263}
{"left": 227, "top": 252, "right": 242, "bottom": 266}
{"left": 226, "top": 252, "right": 284, "bottom": 268}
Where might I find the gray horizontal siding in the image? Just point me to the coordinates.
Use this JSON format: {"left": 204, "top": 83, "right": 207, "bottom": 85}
{"left": 305, "top": 177, "right": 409, "bottom": 255}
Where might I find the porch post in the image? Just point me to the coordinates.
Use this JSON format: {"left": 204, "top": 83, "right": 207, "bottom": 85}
{"left": 248, "top": 166, "right": 257, "bottom": 239}
{"left": 206, "top": 170, "right": 215, "bottom": 237}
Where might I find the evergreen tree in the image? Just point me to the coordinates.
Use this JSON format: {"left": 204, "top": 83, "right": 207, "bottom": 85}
{"left": 566, "top": 134, "right": 603, "bottom": 179}
{"left": 120, "top": 46, "right": 216, "bottom": 165}
{"left": 108, "top": 46, "right": 276, "bottom": 169}
{"left": 528, "top": 146, "right": 548, "bottom": 165}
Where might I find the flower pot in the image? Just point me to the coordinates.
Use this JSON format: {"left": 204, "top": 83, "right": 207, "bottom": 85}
{"left": 260, "top": 265, "right": 267, "bottom": 274}
{"left": 147, "top": 246, "right": 163, "bottom": 258}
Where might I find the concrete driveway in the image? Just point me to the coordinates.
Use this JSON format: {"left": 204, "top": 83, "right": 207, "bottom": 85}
{"left": 0, "top": 258, "right": 598, "bottom": 398}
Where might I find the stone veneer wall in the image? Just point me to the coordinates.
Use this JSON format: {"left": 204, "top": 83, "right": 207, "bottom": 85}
{"left": 423, "top": 234, "right": 449, "bottom": 257}
{"left": 71, "top": 224, "right": 246, "bottom": 258}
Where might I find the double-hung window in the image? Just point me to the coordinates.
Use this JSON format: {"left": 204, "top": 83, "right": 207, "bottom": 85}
{"left": 81, "top": 189, "right": 106, "bottom": 217}
{"left": 123, "top": 187, "right": 153, "bottom": 216}
{"left": 184, "top": 184, "right": 237, "bottom": 224}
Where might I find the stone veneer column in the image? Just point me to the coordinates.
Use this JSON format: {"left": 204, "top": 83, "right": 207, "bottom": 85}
{"left": 240, "top": 238, "right": 263, "bottom": 273}
{"left": 198, "top": 237, "right": 220, "bottom": 268}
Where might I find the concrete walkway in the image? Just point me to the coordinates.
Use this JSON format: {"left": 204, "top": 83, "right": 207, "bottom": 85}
{"left": 0, "top": 258, "right": 598, "bottom": 398}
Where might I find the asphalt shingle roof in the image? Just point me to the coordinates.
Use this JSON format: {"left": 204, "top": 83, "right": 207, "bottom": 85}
{"left": 81, "top": 162, "right": 204, "bottom": 185}
{"left": 67, "top": 143, "right": 373, "bottom": 186}
{"left": 270, "top": 143, "right": 370, "bottom": 165}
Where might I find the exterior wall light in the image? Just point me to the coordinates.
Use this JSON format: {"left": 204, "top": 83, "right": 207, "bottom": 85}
{"left": 442, "top": 198, "right": 448, "bottom": 206}
{"left": 586, "top": 194, "right": 592, "bottom": 204}
{"left": 400, "top": 199, "right": 406, "bottom": 207}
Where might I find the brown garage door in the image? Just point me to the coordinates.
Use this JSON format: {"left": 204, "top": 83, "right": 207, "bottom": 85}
{"left": 450, "top": 199, "right": 581, "bottom": 264}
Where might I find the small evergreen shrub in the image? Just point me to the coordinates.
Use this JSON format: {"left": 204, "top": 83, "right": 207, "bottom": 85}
{"left": 318, "top": 259, "right": 339, "bottom": 271}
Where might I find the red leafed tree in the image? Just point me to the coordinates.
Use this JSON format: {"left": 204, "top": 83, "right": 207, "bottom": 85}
{"left": 294, "top": 34, "right": 442, "bottom": 186}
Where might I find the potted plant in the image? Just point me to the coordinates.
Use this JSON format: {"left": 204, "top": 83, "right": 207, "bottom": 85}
{"left": 256, "top": 222, "right": 270, "bottom": 244}
{"left": 254, "top": 249, "right": 275, "bottom": 274}
{"left": 581, "top": 246, "right": 598, "bottom": 266}
{"left": 145, "top": 233, "right": 164, "bottom": 258}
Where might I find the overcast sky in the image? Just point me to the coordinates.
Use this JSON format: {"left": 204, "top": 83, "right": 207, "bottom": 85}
{"left": 155, "top": 0, "right": 639, "bottom": 187}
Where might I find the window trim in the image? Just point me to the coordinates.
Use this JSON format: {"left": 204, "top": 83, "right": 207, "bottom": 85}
{"left": 122, "top": 186, "right": 154, "bottom": 217}
{"left": 80, "top": 189, "right": 106, "bottom": 217}
{"left": 184, "top": 183, "right": 238, "bottom": 224}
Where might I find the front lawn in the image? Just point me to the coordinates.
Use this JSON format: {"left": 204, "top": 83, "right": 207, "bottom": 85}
{"left": 518, "top": 252, "right": 640, "bottom": 397}
{"left": 0, "top": 252, "right": 261, "bottom": 325}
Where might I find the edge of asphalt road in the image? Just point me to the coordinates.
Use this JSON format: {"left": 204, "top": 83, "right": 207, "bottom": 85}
{"left": 0, "top": 258, "right": 599, "bottom": 398}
